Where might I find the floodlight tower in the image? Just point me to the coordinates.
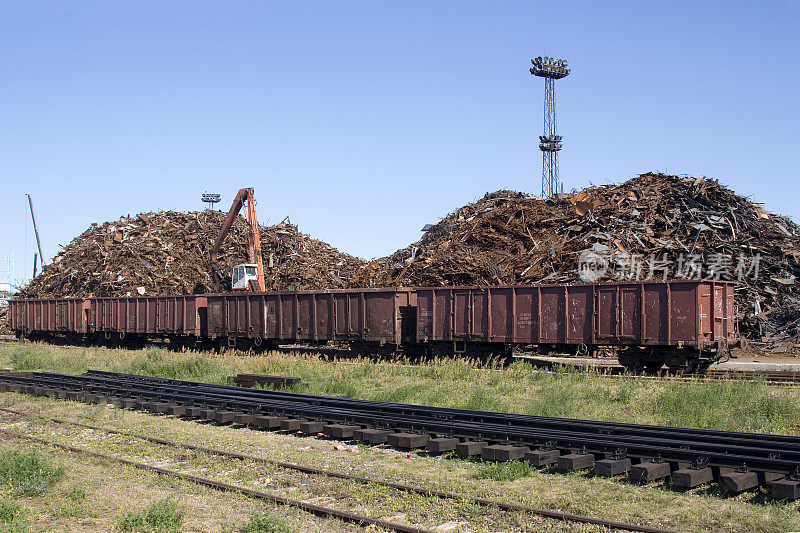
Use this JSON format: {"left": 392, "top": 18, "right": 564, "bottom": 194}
{"left": 530, "top": 56, "right": 570, "bottom": 198}
{"left": 202, "top": 193, "right": 221, "bottom": 210}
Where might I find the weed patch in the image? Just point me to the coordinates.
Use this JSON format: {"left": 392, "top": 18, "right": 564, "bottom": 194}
{"left": 0, "top": 500, "right": 25, "bottom": 523}
{"left": 66, "top": 485, "right": 87, "bottom": 502}
{"left": 0, "top": 449, "right": 65, "bottom": 497}
{"left": 240, "top": 510, "right": 292, "bottom": 533}
{"left": 118, "top": 498, "right": 183, "bottom": 533}
{"left": 474, "top": 460, "right": 533, "bottom": 481}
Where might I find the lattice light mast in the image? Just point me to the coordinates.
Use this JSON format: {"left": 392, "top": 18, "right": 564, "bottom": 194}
{"left": 530, "top": 56, "right": 570, "bottom": 198}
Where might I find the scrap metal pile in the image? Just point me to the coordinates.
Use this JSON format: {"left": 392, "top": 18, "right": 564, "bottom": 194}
{"left": 15, "top": 173, "right": 800, "bottom": 345}
{"left": 355, "top": 173, "right": 800, "bottom": 344}
{"left": 19, "top": 211, "right": 366, "bottom": 299}
{"left": 0, "top": 307, "right": 9, "bottom": 336}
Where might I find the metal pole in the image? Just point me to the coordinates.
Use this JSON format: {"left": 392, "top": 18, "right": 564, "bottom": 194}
{"left": 26, "top": 194, "right": 45, "bottom": 268}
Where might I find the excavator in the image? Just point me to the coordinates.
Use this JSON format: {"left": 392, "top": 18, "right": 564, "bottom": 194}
{"left": 209, "top": 188, "right": 266, "bottom": 292}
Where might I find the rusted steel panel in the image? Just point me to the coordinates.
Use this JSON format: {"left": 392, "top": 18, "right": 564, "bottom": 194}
{"left": 619, "top": 286, "right": 642, "bottom": 339}
{"left": 84, "top": 296, "right": 201, "bottom": 336}
{"left": 539, "top": 286, "right": 565, "bottom": 344}
{"left": 566, "top": 285, "right": 593, "bottom": 344}
{"left": 363, "top": 292, "right": 396, "bottom": 342}
{"left": 416, "top": 291, "right": 433, "bottom": 341}
{"left": 315, "top": 295, "right": 332, "bottom": 340}
{"left": 712, "top": 283, "right": 725, "bottom": 343}
{"left": 206, "top": 288, "right": 409, "bottom": 345}
{"left": 207, "top": 297, "right": 224, "bottom": 337}
{"left": 724, "top": 283, "right": 735, "bottom": 344}
{"left": 669, "top": 283, "right": 699, "bottom": 344}
{"left": 512, "top": 287, "right": 536, "bottom": 343}
{"left": 415, "top": 281, "right": 735, "bottom": 349}
{"left": 248, "top": 296, "right": 262, "bottom": 338}
{"left": 264, "top": 295, "right": 278, "bottom": 338}
{"left": 596, "top": 286, "right": 617, "bottom": 341}
{"left": 434, "top": 289, "right": 451, "bottom": 341}
{"left": 489, "top": 288, "right": 513, "bottom": 342}
{"left": 643, "top": 284, "right": 668, "bottom": 344}
{"left": 280, "top": 295, "right": 295, "bottom": 339}
{"left": 298, "top": 294, "right": 313, "bottom": 340}
{"left": 471, "top": 290, "right": 488, "bottom": 340}
{"left": 453, "top": 291, "right": 470, "bottom": 338}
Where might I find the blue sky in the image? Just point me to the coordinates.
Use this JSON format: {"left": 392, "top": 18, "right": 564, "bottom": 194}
{"left": 1, "top": 1, "right": 798, "bottom": 287}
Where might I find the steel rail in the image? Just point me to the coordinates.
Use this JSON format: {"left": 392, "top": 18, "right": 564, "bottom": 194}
{"left": 83, "top": 370, "right": 800, "bottom": 443}
{"left": 6, "top": 375, "right": 798, "bottom": 473}
{"left": 0, "top": 407, "right": 678, "bottom": 533}
{"left": 36, "top": 373, "right": 800, "bottom": 456}
{"left": 520, "top": 362, "right": 800, "bottom": 386}
{"left": 14, "top": 372, "right": 800, "bottom": 466}
{"left": 4, "top": 372, "right": 800, "bottom": 473}
{"left": 0, "top": 429, "right": 433, "bottom": 533}
{"left": 16, "top": 372, "right": 800, "bottom": 455}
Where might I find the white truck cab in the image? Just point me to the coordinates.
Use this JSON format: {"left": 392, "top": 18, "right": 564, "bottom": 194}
{"left": 231, "top": 264, "right": 260, "bottom": 291}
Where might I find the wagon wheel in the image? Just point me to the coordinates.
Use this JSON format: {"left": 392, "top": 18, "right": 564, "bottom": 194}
{"left": 618, "top": 353, "right": 645, "bottom": 374}
{"left": 644, "top": 359, "right": 665, "bottom": 374}
{"left": 667, "top": 358, "right": 700, "bottom": 375}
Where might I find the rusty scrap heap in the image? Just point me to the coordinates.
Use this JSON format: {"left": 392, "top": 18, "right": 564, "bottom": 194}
{"left": 15, "top": 173, "right": 800, "bottom": 345}
{"left": 355, "top": 173, "right": 800, "bottom": 343}
{"left": 19, "top": 211, "right": 366, "bottom": 299}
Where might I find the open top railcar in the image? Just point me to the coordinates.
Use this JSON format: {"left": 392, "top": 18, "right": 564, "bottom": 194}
{"left": 8, "top": 280, "right": 737, "bottom": 372}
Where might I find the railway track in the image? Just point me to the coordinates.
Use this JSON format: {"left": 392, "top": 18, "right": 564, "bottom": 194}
{"left": 0, "top": 407, "right": 675, "bottom": 533}
{"left": 0, "top": 429, "right": 431, "bottom": 533}
{"left": 1, "top": 370, "right": 800, "bottom": 500}
{"left": 522, "top": 357, "right": 800, "bottom": 386}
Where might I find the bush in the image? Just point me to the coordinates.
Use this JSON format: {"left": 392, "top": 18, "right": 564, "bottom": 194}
{"left": 0, "top": 450, "right": 65, "bottom": 497}
{"left": 240, "top": 511, "right": 291, "bottom": 533}
{"left": 118, "top": 499, "right": 183, "bottom": 533}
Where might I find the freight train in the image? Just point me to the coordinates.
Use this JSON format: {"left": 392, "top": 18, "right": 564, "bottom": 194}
{"left": 7, "top": 280, "right": 737, "bottom": 373}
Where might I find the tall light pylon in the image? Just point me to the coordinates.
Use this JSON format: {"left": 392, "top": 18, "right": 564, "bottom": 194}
{"left": 530, "top": 56, "right": 570, "bottom": 198}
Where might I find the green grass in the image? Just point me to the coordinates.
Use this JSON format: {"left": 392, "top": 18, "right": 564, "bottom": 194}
{"left": 4, "top": 341, "right": 800, "bottom": 434}
{"left": 66, "top": 485, "right": 87, "bottom": 502}
{"left": 118, "top": 498, "right": 184, "bottom": 533}
{"left": 0, "top": 500, "right": 28, "bottom": 533}
{"left": 474, "top": 460, "right": 534, "bottom": 481}
{"left": 239, "top": 511, "right": 292, "bottom": 533}
{"left": 0, "top": 449, "right": 65, "bottom": 497}
{"left": 0, "top": 500, "right": 25, "bottom": 523}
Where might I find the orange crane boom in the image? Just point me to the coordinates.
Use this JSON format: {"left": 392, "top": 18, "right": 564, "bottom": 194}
{"left": 209, "top": 188, "right": 266, "bottom": 291}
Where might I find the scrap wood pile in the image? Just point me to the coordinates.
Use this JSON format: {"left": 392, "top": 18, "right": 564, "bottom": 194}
{"left": 354, "top": 173, "right": 800, "bottom": 345}
{"left": 19, "top": 211, "right": 366, "bottom": 299}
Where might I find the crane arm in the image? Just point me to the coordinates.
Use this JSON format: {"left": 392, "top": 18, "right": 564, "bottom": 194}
{"left": 209, "top": 188, "right": 266, "bottom": 292}
{"left": 27, "top": 193, "right": 45, "bottom": 270}
{"left": 244, "top": 190, "right": 266, "bottom": 291}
